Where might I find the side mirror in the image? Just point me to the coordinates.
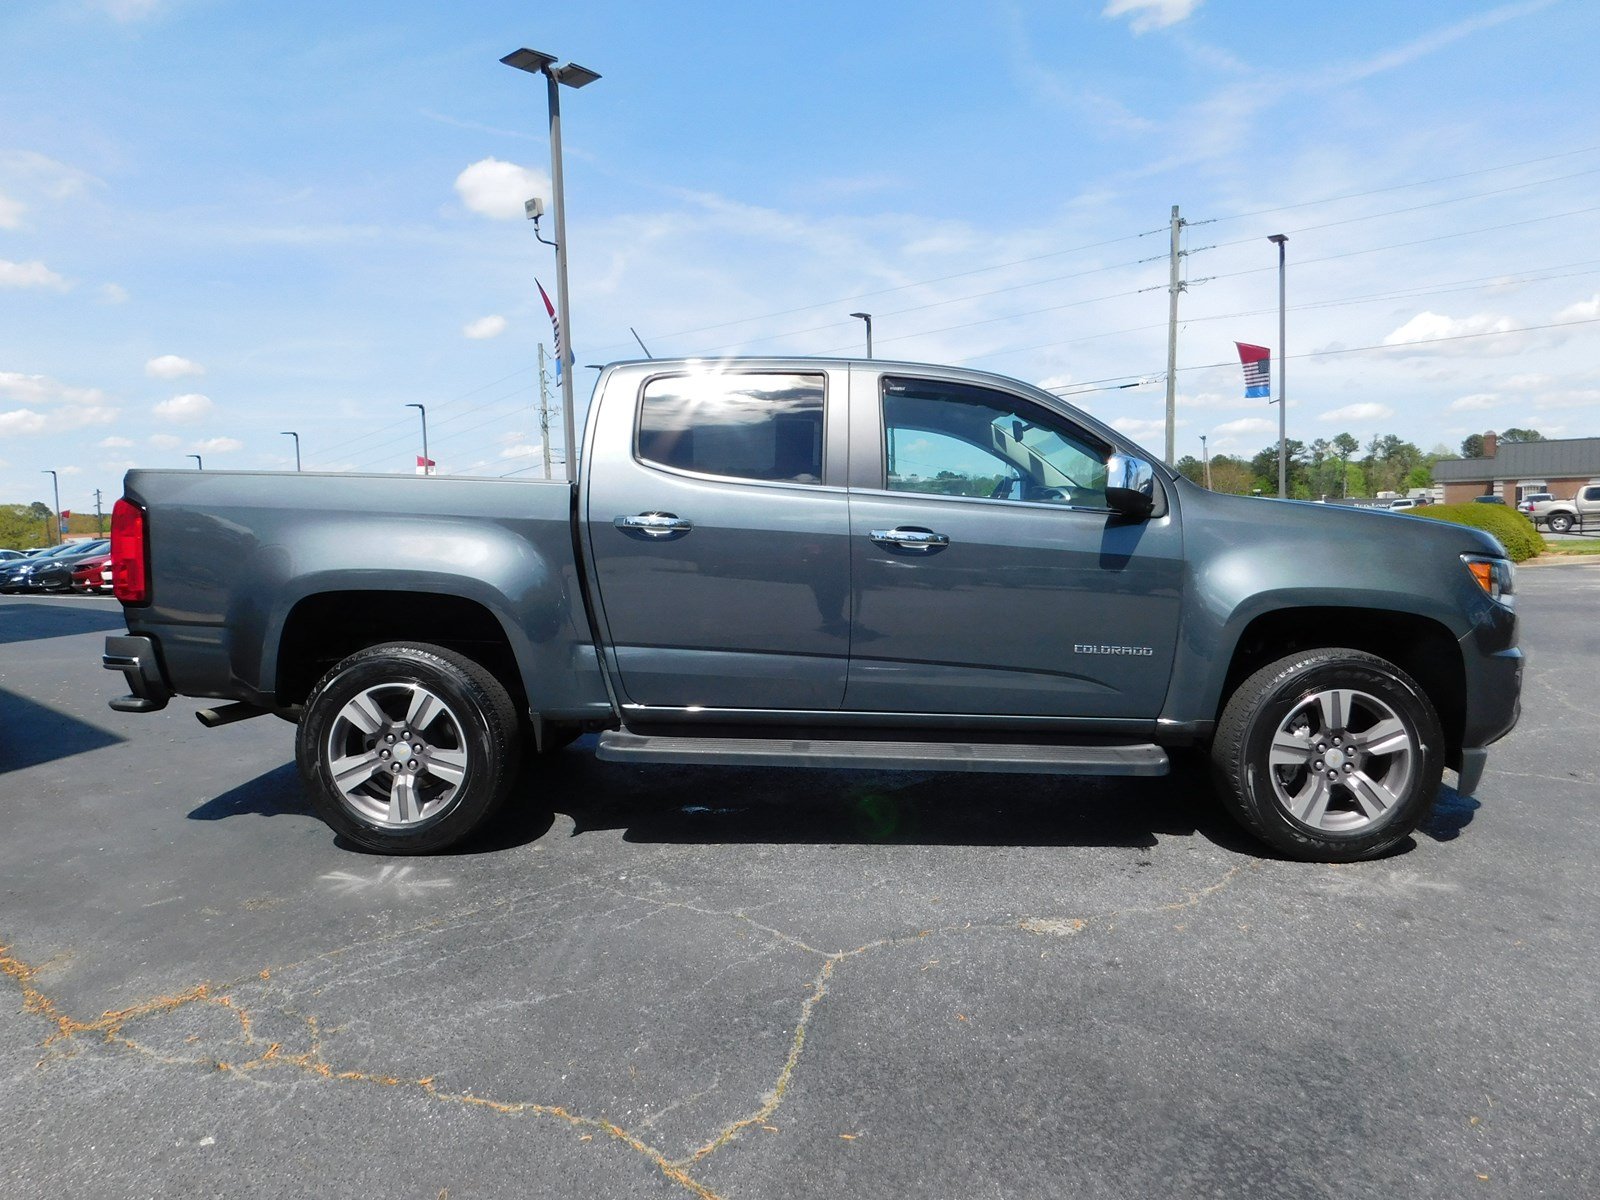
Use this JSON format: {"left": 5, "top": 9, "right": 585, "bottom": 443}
{"left": 1105, "top": 454, "right": 1156, "bottom": 518}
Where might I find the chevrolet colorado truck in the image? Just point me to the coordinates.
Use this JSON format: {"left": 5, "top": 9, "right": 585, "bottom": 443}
{"left": 102, "top": 358, "right": 1522, "bottom": 861}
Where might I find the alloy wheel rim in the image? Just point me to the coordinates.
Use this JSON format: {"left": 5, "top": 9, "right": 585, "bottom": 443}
{"left": 1267, "top": 687, "right": 1415, "bottom": 833}
{"left": 325, "top": 682, "right": 469, "bottom": 827}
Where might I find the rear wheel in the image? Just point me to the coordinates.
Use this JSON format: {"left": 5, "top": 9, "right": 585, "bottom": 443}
{"left": 297, "top": 642, "right": 520, "bottom": 853}
{"left": 1211, "top": 649, "right": 1443, "bottom": 861}
{"left": 1548, "top": 513, "right": 1574, "bottom": 534}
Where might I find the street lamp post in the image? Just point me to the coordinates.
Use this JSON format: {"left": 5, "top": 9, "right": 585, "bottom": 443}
{"left": 405, "top": 403, "right": 429, "bottom": 474}
{"left": 281, "top": 431, "right": 301, "bottom": 471}
{"left": 1200, "top": 434, "right": 1212, "bottom": 490}
{"left": 1269, "top": 233, "right": 1288, "bottom": 499}
{"left": 42, "top": 469, "right": 60, "bottom": 545}
{"left": 849, "top": 312, "right": 873, "bottom": 358}
{"left": 503, "top": 47, "right": 601, "bottom": 483}
{"left": 187, "top": 454, "right": 203, "bottom": 470}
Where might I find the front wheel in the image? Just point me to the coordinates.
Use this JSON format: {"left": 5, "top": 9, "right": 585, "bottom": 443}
{"left": 1547, "top": 513, "right": 1574, "bottom": 534}
{"left": 1211, "top": 649, "right": 1444, "bottom": 862}
{"left": 297, "top": 642, "right": 521, "bottom": 853}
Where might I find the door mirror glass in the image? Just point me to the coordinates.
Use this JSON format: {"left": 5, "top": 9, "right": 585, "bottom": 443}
{"left": 1105, "top": 454, "right": 1156, "bottom": 518}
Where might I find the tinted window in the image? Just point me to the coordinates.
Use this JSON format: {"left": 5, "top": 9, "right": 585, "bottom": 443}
{"left": 881, "top": 377, "right": 1109, "bottom": 507}
{"left": 638, "top": 372, "right": 825, "bottom": 484}
{"left": 1585, "top": 486, "right": 1600, "bottom": 502}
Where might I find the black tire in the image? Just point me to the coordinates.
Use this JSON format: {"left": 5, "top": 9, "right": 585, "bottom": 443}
{"left": 1211, "top": 648, "right": 1444, "bottom": 862}
{"left": 296, "top": 642, "right": 521, "bottom": 854}
{"left": 1548, "top": 513, "right": 1573, "bottom": 534}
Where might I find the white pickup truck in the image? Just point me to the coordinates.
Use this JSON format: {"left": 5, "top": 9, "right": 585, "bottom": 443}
{"left": 1525, "top": 484, "right": 1600, "bottom": 533}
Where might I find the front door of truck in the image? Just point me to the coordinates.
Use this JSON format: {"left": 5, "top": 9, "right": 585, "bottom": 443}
{"left": 584, "top": 366, "right": 852, "bottom": 713}
{"left": 844, "top": 370, "right": 1182, "bottom": 718}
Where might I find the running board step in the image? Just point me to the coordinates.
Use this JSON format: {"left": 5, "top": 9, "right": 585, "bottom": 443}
{"left": 595, "top": 732, "right": 1168, "bottom": 776}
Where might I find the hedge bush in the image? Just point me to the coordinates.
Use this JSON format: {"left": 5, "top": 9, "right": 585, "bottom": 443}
{"left": 1412, "top": 503, "right": 1542, "bottom": 561}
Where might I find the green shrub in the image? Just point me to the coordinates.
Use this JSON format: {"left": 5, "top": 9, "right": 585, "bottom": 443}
{"left": 1412, "top": 503, "right": 1542, "bottom": 561}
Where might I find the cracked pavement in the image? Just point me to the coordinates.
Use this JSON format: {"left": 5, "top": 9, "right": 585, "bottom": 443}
{"left": 2, "top": 569, "right": 1597, "bottom": 1198}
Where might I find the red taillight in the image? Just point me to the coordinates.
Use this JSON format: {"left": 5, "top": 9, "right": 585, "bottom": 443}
{"left": 110, "top": 498, "right": 149, "bottom": 604}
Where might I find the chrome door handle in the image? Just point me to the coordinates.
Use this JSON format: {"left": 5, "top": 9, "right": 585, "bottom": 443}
{"left": 615, "top": 512, "right": 693, "bottom": 540}
{"left": 869, "top": 527, "right": 950, "bottom": 552}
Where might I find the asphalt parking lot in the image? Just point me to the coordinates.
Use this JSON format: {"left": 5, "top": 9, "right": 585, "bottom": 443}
{"left": 2, "top": 568, "right": 1596, "bottom": 1200}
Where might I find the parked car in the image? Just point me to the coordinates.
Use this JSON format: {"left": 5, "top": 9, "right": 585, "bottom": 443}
{"left": 71, "top": 552, "right": 113, "bottom": 593}
{"left": 0, "top": 548, "right": 26, "bottom": 562}
{"left": 103, "top": 358, "right": 1523, "bottom": 864}
{"left": 1472, "top": 495, "right": 1506, "bottom": 504}
{"left": 0, "top": 540, "right": 95, "bottom": 592}
{"left": 1388, "top": 498, "right": 1417, "bottom": 510}
{"left": 20, "top": 539, "right": 110, "bottom": 592}
{"left": 1528, "top": 485, "right": 1600, "bottom": 534}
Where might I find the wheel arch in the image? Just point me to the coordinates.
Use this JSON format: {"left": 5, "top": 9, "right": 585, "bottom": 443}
{"left": 272, "top": 589, "right": 528, "bottom": 716}
{"left": 1215, "top": 607, "right": 1467, "bottom": 767}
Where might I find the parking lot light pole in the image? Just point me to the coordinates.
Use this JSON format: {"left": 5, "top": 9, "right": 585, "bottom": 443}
{"left": 1269, "top": 233, "right": 1288, "bottom": 499}
{"left": 281, "top": 431, "right": 301, "bottom": 471}
{"left": 502, "top": 47, "right": 600, "bottom": 483}
{"left": 42, "top": 469, "right": 60, "bottom": 544}
{"left": 405, "top": 403, "right": 430, "bottom": 475}
{"left": 187, "top": 455, "right": 203, "bottom": 470}
{"left": 850, "top": 312, "right": 873, "bottom": 358}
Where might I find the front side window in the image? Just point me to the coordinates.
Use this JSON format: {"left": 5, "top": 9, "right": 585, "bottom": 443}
{"left": 881, "top": 377, "right": 1109, "bottom": 507}
{"left": 637, "top": 372, "right": 825, "bottom": 484}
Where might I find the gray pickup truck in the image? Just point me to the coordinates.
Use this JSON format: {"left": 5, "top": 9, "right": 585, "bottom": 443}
{"left": 103, "top": 358, "right": 1521, "bottom": 861}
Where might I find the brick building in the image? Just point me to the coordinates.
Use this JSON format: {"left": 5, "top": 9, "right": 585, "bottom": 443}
{"left": 1432, "top": 432, "right": 1600, "bottom": 504}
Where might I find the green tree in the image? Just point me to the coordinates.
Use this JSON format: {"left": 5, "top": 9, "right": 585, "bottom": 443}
{"left": 1500, "top": 428, "right": 1544, "bottom": 443}
{"left": 1460, "top": 433, "right": 1486, "bottom": 458}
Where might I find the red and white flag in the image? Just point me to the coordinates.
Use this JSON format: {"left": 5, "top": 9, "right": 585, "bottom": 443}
{"left": 1235, "top": 342, "right": 1271, "bottom": 399}
{"left": 537, "top": 278, "right": 564, "bottom": 381}
{"left": 416, "top": 455, "right": 436, "bottom": 475}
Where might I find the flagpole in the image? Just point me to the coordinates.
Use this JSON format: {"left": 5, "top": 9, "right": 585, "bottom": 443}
{"left": 1270, "top": 233, "right": 1288, "bottom": 498}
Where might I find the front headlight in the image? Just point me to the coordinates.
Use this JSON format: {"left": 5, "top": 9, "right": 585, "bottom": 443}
{"left": 1462, "top": 554, "right": 1514, "bottom": 603}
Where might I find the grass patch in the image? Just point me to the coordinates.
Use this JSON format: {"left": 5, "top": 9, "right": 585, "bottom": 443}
{"left": 1541, "top": 537, "right": 1600, "bottom": 556}
{"left": 1411, "top": 503, "right": 1542, "bottom": 561}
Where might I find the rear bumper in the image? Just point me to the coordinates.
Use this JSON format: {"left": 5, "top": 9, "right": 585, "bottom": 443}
{"left": 103, "top": 634, "right": 173, "bottom": 713}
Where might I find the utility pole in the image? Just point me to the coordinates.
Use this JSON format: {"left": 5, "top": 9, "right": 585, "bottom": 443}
{"left": 94, "top": 488, "right": 105, "bottom": 535}
{"left": 1163, "top": 205, "right": 1185, "bottom": 467}
{"left": 537, "top": 342, "right": 554, "bottom": 481}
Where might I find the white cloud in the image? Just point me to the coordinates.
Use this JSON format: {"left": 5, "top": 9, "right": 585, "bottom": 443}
{"left": 1102, "top": 0, "right": 1201, "bottom": 34}
{"left": 1318, "top": 402, "right": 1394, "bottom": 422}
{"left": 0, "top": 190, "right": 22, "bottom": 229}
{"left": 0, "top": 151, "right": 100, "bottom": 200}
{"left": 463, "top": 314, "right": 507, "bottom": 340}
{"left": 154, "top": 392, "right": 213, "bottom": 422}
{"left": 454, "top": 157, "right": 552, "bottom": 220}
{"left": 1504, "top": 373, "right": 1554, "bottom": 391}
{"left": 96, "top": 435, "right": 135, "bottom": 448}
{"left": 1557, "top": 294, "right": 1600, "bottom": 321}
{"left": 1111, "top": 417, "right": 1174, "bottom": 442}
{"left": 1382, "top": 311, "right": 1519, "bottom": 353}
{"left": 1213, "top": 417, "right": 1276, "bottom": 437}
{"left": 499, "top": 441, "right": 545, "bottom": 459}
{"left": 0, "top": 371, "right": 108, "bottom": 406}
{"left": 0, "top": 259, "right": 69, "bottom": 290}
{"left": 1448, "top": 394, "right": 1499, "bottom": 412}
{"left": 99, "top": 283, "right": 129, "bottom": 304}
{"left": 145, "top": 354, "right": 204, "bottom": 379}
{"left": 193, "top": 436, "right": 243, "bottom": 453}
{"left": 147, "top": 433, "right": 182, "bottom": 450}
{"left": 0, "top": 404, "right": 117, "bottom": 436}
{"left": 0, "top": 409, "right": 46, "bottom": 436}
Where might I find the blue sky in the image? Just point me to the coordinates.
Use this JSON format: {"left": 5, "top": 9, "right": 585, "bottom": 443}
{"left": 3, "top": 0, "right": 1597, "bottom": 510}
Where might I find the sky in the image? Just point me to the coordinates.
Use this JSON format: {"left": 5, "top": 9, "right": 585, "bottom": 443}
{"left": 3, "top": 0, "right": 1598, "bottom": 513}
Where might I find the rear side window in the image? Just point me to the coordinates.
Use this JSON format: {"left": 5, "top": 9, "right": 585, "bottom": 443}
{"left": 637, "top": 372, "right": 825, "bottom": 485}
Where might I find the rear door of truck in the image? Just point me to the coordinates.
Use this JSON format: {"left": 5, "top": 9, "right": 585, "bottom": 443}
{"left": 583, "top": 363, "right": 852, "bottom": 713}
